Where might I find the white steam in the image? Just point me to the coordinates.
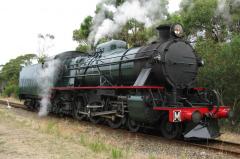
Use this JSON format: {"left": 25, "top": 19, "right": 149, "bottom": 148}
{"left": 88, "top": 0, "right": 168, "bottom": 45}
{"left": 37, "top": 59, "right": 60, "bottom": 117}
{"left": 216, "top": 0, "right": 232, "bottom": 24}
{"left": 216, "top": 0, "right": 240, "bottom": 25}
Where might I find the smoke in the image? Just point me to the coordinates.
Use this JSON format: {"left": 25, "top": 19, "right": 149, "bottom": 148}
{"left": 216, "top": 0, "right": 240, "bottom": 25}
{"left": 37, "top": 59, "right": 60, "bottom": 117}
{"left": 216, "top": 0, "right": 232, "bottom": 24}
{"left": 88, "top": 0, "right": 168, "bottom": 45}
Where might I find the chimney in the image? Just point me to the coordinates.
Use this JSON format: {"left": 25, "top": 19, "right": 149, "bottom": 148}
{"left": 156, "top": 25, "right": 171, "bottom": 43}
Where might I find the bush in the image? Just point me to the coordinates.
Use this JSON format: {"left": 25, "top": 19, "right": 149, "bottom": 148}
{"left": 3, "top": 84, "right": 19, "bottom": 98}
{"left": 196, "top": 35, "right": 240, "bottom": 125}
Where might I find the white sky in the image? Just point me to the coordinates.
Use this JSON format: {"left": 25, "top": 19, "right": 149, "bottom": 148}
{"left": 0, "top": 0, "right": 180, "bottom": 65}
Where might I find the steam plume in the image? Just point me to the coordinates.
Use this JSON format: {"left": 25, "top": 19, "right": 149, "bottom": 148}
{"left": 216, "top": 0, "right": 240, "bottom": 25}
{"left": 37, "top": 59, "right": 60, "bottom": 117}
{"left": 88, "top": 0, "right": 168, "bottom": 45}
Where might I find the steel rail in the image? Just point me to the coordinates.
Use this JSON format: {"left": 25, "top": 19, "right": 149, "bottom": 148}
{"left": 182, "top": 140, "right": 240, "bottom": 157}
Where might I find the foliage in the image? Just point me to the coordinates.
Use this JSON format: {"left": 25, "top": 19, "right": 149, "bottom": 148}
{"left": 37, "top": 54, "right": 48, "bottom": 64}
{"left": 3, "top": 84, "right": 19, "bottom": 97}
{"left": 73, "top": 16, "right": 93, "bottom": 52}
{"left": 180, "top": 0, "right": 240, "bottom": 41}
{"left": 0, "top": 54, "right": 36, "bottom": 97}
{"left": 73, "top": 16, "right": 93, "bottom": 42}
{"left": 196, "top": 35, "right": 240, "bottom": 123}
{"left": 115, "top": 19, "right": 155, "bottom": 47}
{"left": 115, "top": 0, "right": 125, "bottom": 6}
{"left": 76, "top": 44, "right": 91, "bottom": 52}
{"left": 180, "top": 0, "right": 218, "bottom": 35}
{"left": 165, "top": 12, "right": 183, "bottom": 25}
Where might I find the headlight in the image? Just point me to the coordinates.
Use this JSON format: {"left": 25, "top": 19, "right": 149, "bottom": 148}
{"left": 154, "top": 55, "right": 161, "bottom": 61}
{"left": 197, "top": 58, "right": 204, "bottom": 67}
{"left": 192, "top": 111, "right": 202, "bottom": 123}
{"left": 171, "top": 24, "right": 184, "bottom": 38}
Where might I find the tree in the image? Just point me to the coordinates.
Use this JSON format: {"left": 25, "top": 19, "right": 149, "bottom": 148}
{"left": 116, "top": 0, "right": 125, "bottom": 6}
{"left": 73, "top": 16, "right": 93, "bottom": 52}
{"left": 179, "top": 0, "right": 240, "bottom": 42}
{"left": 0, "top": 54, "right": 37, "bottom": 97}
{"left": 37, "top": 33, "right": 55, "bottom": 63}
{"left": 179, "top": 0, "right": 219, "bottom": 40}
{"left": 195, "top": 34, "right": 240, "bottom": 125}
{"left": 115, "top": 19, "right": 156, "bottom": 47}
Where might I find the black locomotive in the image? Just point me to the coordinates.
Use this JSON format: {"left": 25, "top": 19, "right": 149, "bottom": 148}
{"left": 19, "top": 24, "right": 230, "bottom": 139}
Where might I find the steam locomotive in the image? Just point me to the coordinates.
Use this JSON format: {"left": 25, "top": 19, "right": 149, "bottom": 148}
{"left": 19, "top": 24, "right": 230, "bottom": 139}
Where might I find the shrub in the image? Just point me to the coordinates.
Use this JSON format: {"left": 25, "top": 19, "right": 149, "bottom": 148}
{"left": 3, "top": 84, "right": 19, "bottom": 97}
{"left": 196, "top": 35, "right": 240, "bottom": 126}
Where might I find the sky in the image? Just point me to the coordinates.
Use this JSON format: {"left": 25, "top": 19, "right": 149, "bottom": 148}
{"left": 0, "top": 0, "right": 181, "bottom": 65}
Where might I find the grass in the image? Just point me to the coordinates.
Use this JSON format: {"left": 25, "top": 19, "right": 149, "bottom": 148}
{"left": 78, "top": 134, "right": 123, "bottom": 158}
{"left": 111, "top": 148, "right": 123, "bottom": 159}
{"left": 0, "top": 107, "right": 127, "bottom": 158}
{"left": 89, "top": 140, "right": 107, "bottom": 153}
{"left": 0, "top": 109, "right": 15, "bottom": 121}
{"left": 0, "top": 139, "right": 6, "bottom": 153}
{"left": 45, "top": 120, "right": 58, "bottom": 134}
{"left": 0, "top": 140, "right": 6, "bottom": 145}
{"left": 0, "top": 109, "right": 125, "bottom": 159}
{"left": 148, "top": 154, "right": 156, "bottom": 159}
{"left": 79, "top": 134, "right": 87, "bottom": 146}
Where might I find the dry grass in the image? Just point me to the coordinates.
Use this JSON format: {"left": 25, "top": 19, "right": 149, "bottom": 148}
{"left": 219, "top": 131, "right": 240, "bottom": 144}
{"left": 0, "top": 105, "right": 238, "bottom": 159}
{"left": 0, "top": 107, "right": 127, "bottom": 158}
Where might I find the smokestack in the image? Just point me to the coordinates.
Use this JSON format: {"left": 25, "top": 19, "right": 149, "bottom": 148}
{"left": 156, "top": 24, "right": 171, "bottom": 43}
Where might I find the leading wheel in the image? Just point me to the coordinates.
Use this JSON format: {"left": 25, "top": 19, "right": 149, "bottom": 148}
{"left": 127, "top": 117, "right": 140, "bottom": 132}
{"left": 107, "top": 116, "right": 126, "bottom": 129}
{"left": 160, "top": 115, "right": 182, "bottom": 139}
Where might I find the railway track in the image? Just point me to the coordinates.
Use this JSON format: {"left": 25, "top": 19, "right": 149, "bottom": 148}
{"left": 182, "top": 139, "right": 240, "bottom": 157}
{"left": 0, "top": 99, "right": 240, "bottom": 157}
{"left": 0, "top": 99, "right": 26, "bottom": 109}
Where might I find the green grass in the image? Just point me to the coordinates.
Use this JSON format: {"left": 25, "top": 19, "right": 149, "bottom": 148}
{"left": 89, "top": 140, "right": 107, "bottom": 153}
{"left": 111, "top": 148, "right": 123, "bottom": 159}
{"left": 78, "top": 135, "right": 123, "bottom": 158}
